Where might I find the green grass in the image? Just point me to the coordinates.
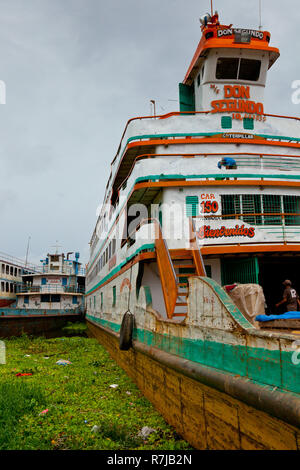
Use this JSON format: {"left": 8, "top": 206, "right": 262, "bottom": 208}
{"left": 0, "top": 334, "right": 192, "bottom": 450}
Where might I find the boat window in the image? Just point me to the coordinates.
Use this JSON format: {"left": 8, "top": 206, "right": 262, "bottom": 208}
{"left": 216, "top": 58, "right": 239, "bottom": 80}
{"left": 238, "top": 59, "right": 261, "bottom": 81}
{"left": 197, "top": 74, "right": 201, "bottom": 87}
{"left": 216, "top": 58, "right": 261, "bottom": 81}
{"left": 221, "top": 194, "right": 300, "bottom": 226}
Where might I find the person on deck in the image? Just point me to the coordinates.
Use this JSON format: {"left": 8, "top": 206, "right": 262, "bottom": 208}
{"left": 275, "top": 280, "right": 300, "bottom": 312}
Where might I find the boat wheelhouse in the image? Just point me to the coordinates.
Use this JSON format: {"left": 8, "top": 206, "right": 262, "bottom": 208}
{"left": 86, "top": 11, "right": 300, "bottom": 450}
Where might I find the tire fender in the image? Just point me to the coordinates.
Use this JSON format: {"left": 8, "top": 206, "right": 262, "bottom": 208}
{"left": 119, "top": 310, "right": 134, "bottom": 351}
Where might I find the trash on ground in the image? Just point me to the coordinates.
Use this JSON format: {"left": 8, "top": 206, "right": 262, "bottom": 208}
{"left": 15, "top": 373, "right": 33, "bottom": 377}
{"left": 56, "top": 360, "right": 72, "bottom": 365}
{"left": 138, "top": 427, "right": 156, "bottom": 439}
{"left": 91, "top": 425, "right": 101, "bottom": 433}
{"left": 39, "top": 409, "right": 49, "bottom": 415}
{"left": 109, "top": 384, "right": 118, "bottom": 388}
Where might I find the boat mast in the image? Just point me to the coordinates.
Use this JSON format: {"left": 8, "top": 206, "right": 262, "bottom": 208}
{"left": 25, "top": 236, "right": 31, "bottom": 268}
{"left": 259, "top": 0, "right": 262, "bottom": 30}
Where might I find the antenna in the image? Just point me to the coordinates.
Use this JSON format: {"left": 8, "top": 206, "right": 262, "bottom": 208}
{"left": 25, "top": 236, "right": 31, "bottom": 268}
{"left": 51, "top": 240, "right": 62, "bottom": 254}
{"left": 211, "top": 0, "right": 213, "bottom": 16}
{"left": 259, "top": 0, "right": 262, "bottom": 30}
{"left": 150, "top": 100, "right": 156, "bottom": 117}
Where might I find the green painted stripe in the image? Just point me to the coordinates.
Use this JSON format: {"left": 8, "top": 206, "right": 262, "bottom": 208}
{"left": 125, "top": 132, "right": 300, "bottom": 145}
{"left": 86, "top": 243, "right": 155, "bottom": 295}
{"left": 86, "top": 314, "right": 300, "bottom": 394}
{"left": 135, "top": 173, "right": 300, "bottom": 183}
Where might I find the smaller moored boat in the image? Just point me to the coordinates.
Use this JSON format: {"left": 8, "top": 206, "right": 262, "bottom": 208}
{"left": 0, "top": 251, "right": 85, "bottom": 337}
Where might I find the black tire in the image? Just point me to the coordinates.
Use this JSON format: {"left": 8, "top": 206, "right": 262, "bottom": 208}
{"left": 119, "top": 311, "right": 134, "bottom": 350}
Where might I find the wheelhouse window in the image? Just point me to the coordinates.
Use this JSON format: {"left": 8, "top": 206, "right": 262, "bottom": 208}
{"left": 216, "top": 58, "right": 239, "bottom": 80}
{"left": 216, "top": 58, "right": 261, "bottom": 81}
{"left": 238, "top": 59, "right": 261, "bottom": 81}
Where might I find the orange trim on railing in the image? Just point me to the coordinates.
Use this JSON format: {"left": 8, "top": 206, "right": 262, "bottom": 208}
{"left": 134, "top": 180, "right": 300, "bottom": 191}
{"left": 202, "top": 244, "right": 300, "bottom": 256}
{"left": 126, "top": 137, "right": 300, "bottom": 151}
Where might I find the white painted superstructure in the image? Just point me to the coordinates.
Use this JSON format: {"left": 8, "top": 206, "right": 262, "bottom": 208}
{"left": 86, "top": 12, "right": 300, "bottom": 320}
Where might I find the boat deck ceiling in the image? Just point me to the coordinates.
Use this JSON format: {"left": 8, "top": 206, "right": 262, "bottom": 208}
{"left": 128, "top": 186, "right": 161, "bottom": 206}
{"left": 112, "top": 145, "right": 155, "bottom": 200}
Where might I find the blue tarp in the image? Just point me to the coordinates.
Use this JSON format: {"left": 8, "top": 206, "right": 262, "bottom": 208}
{"left": 255, "top": 311, "right": 300, "bottom": 322}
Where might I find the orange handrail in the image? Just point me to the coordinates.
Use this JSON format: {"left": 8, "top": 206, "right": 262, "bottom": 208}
{"left": 189, "top": 218, "right": 206, "bottom": 276}
{"left": 119, "top": 217, "right": 178, "bottom": 319}
{"left": 153, "top": 219, "right": 178, "bottom": 319}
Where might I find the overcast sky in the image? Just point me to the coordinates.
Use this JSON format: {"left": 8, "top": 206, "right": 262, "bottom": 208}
{"left": 0, "top": 0, "right": 298, "bottom": 265}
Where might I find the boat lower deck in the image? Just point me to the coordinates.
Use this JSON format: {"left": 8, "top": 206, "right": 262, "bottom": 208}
{"left": 0, "top": 308, "right": 83, "bottom": 338}
{"left": 87, "top": 318, "right": 300, "bottom": 450}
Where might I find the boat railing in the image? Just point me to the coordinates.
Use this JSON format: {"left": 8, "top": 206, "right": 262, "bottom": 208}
{"left": 111, "top": 110, "right": 300, "bottom": 176}
{"left": 193, "top": 212, "right": 300, "bottom": 226}
{"left": 17, "top": 285, "right": 85, "bottom": 294}
{"left": 116, "top": 152, "right": 300, "bottom": 198}
{"left": 30, "top": 266, "right": 86, "bottom": 276}
{"left": 0, "top": 251, "right": 38, "bottom": 271}
{"left": 192, "top": 212, "right": 300, "bottom": 244}
{"left": 112, "top": 110, "right": 300, "bottom": 161}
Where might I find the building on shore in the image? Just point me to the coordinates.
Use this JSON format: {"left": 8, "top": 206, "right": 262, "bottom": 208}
{"left": 0, "top": 252, "right": 36, "bottom": 307}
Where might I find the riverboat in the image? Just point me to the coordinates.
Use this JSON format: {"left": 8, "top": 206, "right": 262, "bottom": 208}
{"left": 86, "top": 10, "right": 300, "bottom": 449}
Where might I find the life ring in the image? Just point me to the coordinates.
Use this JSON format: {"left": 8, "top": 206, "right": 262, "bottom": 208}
{"left": 119, "top": 311, "right": 134, "bottom": 350}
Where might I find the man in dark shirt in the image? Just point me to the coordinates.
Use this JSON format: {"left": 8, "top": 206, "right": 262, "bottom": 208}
{"left": 276, "top": 280, "right": 300, "bottom": 312}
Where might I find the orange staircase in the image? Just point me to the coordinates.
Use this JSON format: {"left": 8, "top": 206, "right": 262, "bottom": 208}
{"left": 172, "top": 256, "right": 196, "bottom": 317}
{"left": 154, "top": 217, "right": 206, "bottom": 319}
